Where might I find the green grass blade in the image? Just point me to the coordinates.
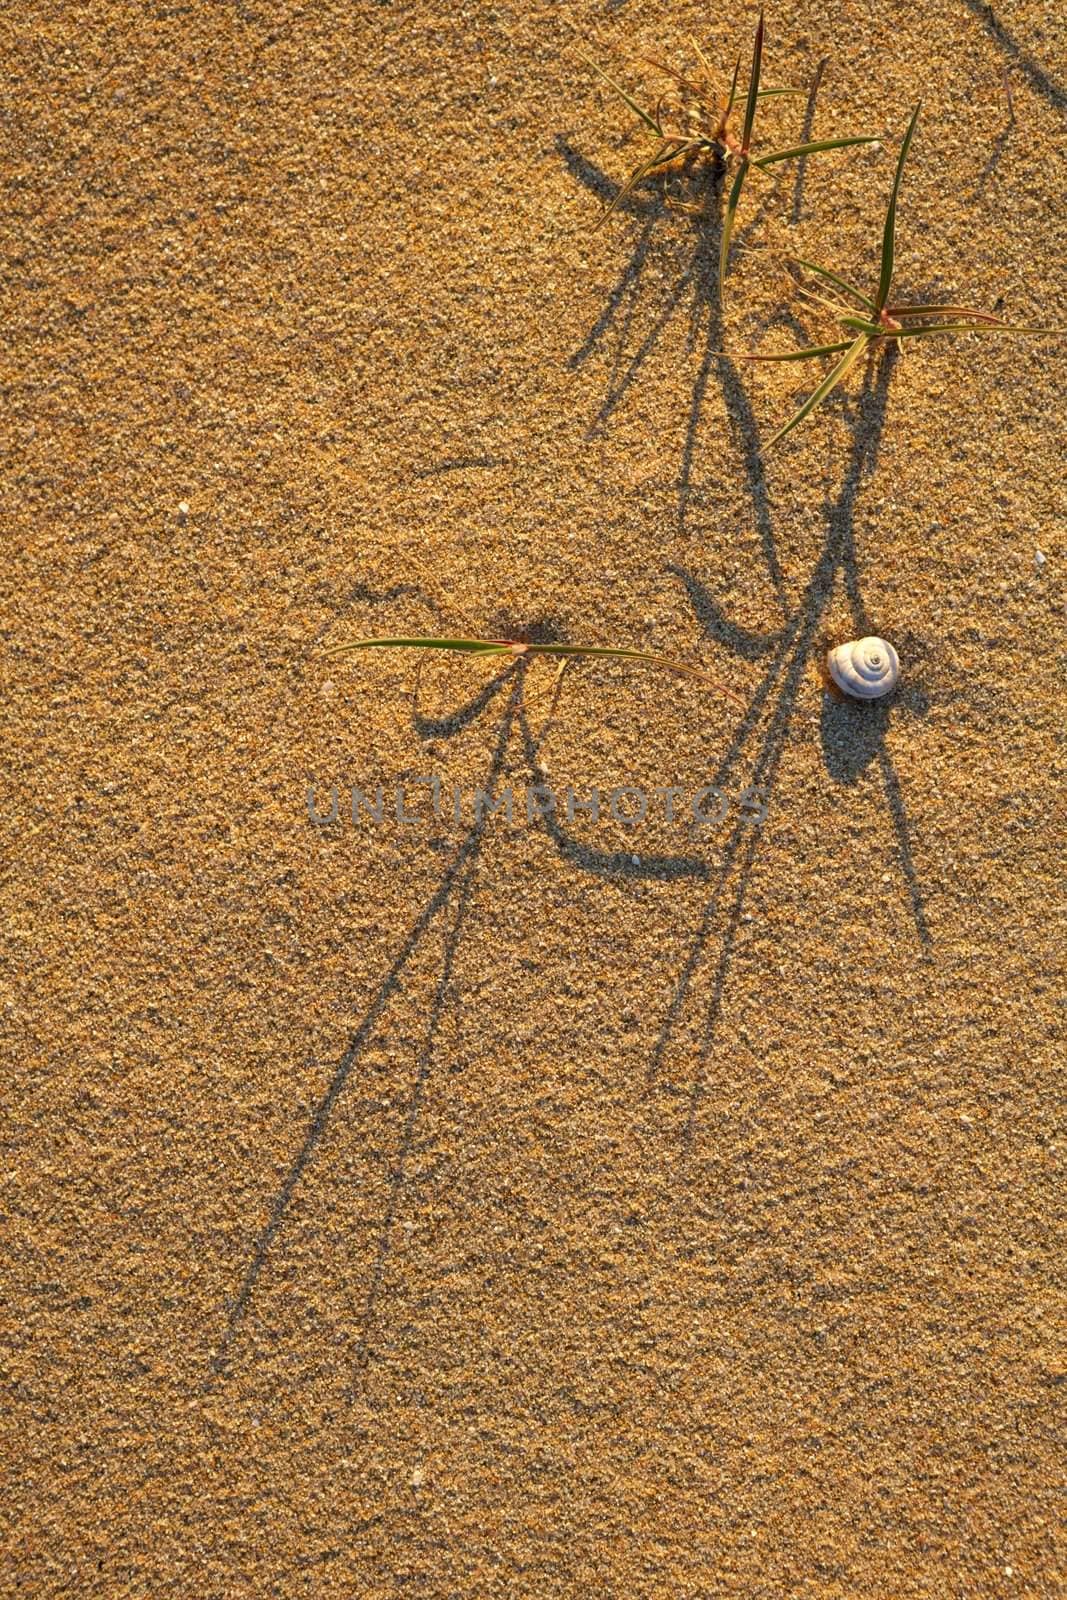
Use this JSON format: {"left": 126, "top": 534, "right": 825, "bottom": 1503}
{"left": 886, "top": 303, "right": 1007, "bottom": 323}
{"left": 791, "top": 258, "right": 877, "bottom": 313}
{"left": 888, "top": 320, "right": 1067, "bottom": 341}
{"left": 745, "top": 155, "right": 777, "bottom": 186}
{"left": 719, "top": 158, "right": 748, "bottom": 289}
{"left": 598, "top": 140, "right": 683, "bottom": 224}
{"left": 763, "top": 334, "right": 869, "bottom": 451}
{"left": 328, "top": 636, "right": 745, "bottom": 703}
{"left": 835, "top": 314, "right": 1066, "bottom": 343}
{"left": 520, "top": 643, "right": 745, "bottom": 700}
{"left": 754, "top": 134, "right": 879, "bottom": 167}
{"left": 327, "top": 637, "right": 513, "bottom": 656}
{"left": 876, "top": 101, "right": 921, "bottom": 313}
{"left": 582, "top": 55, "right": 663, "bottom": 136}
{"left": 743, "top": 339, "right": 856, "bottom": 361}
{"left": 741, "top": 12, "right": 764, "bottom": 150}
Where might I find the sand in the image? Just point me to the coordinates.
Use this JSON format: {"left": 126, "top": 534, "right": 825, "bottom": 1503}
{"left": 2, "top": 0, "right": 1065, "bottom": 1594}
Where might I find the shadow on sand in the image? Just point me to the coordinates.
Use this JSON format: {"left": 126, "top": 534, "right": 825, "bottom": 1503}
{"left": 561, "top": 143, "right": 933, "bottom": 1149}
{"left": 558, "top": 135, "right": 792, "bottom": 608}
{"left": 211, "top": 652, "right": 711, "bottom": 1382}
{"left": 647, "top": 352, "right": 933, "bottom": 1146}
{"left": 211, "top": 114, "right": 946, "bottom": 1384}
{"left": 956, "top": 0, "right": 1066, "bottom": 113}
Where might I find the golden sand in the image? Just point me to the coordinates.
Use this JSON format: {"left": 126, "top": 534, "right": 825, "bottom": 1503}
{"left": 3, "top": 0, "right": 1065, "bottom": 1593}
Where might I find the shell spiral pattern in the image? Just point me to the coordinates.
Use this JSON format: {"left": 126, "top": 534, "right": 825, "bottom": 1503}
{"left": 827, "top": 636, "right": 900, "bottom": 699}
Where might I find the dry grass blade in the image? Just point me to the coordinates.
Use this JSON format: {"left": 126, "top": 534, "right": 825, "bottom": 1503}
{"left": 640, "top": 56, "right": 706, "bottom": 97}
{"left": 795, "top": 283, "right": 858, "bottom": 318}
{"left": 523, "top": 643, "right": 745, "bottom": 701}
{"left": 690, "top": 35, "right": 717, "bottom": 87}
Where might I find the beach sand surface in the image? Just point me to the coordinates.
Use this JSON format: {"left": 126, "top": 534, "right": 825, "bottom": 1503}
{"left": 2, "top": 1, "right": 1065, "bottom": 1594}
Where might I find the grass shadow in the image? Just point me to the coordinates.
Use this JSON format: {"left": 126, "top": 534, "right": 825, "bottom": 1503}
{"left": 212, "top": 643, "right": 718, "bottom": 1380}
{"left": 562, "top": 142, "right": 790, "bottom": 610}
{"left": 790, "top": 58, "right": 827, "bottom": 223}
{"left": 560, "top": 134, "right": 934, "bottom": 1150}
{"left": 956, "top": 0, "right": 1067, "bottom": 113}
{"left": 972, "top": 119, "right": 1014, "bottom": 194}
{"left": 516, "top": 693, "right": 710, "bottom": 882}
{"left": 650, "top": 350, "right": 932, "bottom": 1146}
{"left": 209, "top": 673, "right": 523, "bottom": 1382}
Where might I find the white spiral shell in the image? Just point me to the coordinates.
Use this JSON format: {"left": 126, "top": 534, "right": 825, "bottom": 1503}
{"left": 827, "top": 636, "right": 900, "bottom": 699}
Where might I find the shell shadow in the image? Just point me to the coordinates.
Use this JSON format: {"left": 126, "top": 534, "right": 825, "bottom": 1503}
{"left": 819, "top": 692, "right": 891, "bottom": 784}
{"left": 820, "top": 674, "right": 931, "bottom": 785}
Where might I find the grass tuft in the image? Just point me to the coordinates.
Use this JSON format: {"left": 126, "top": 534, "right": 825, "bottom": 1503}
{"left": 582, "top": 13, "right": 878, "bottom": 299}
{"left": 749, "top": 103, "right": 1067, "bottom": 449}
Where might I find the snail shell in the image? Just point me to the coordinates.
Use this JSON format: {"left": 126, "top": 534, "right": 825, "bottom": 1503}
{"left": 827, "top": 636, "right": 899, "bottom": 700}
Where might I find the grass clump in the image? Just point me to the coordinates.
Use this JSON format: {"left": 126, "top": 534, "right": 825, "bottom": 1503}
{"left": 748, "top": 102, "right": 1067, "bottom": 449}
{"left": 583, "top": 11, "right": 879, "bottom": 297}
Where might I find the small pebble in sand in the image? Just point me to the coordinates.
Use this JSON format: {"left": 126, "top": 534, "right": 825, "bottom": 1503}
{"left": 1034, "top": 549, "right": 1046, "bottom": 568}
{"left": 411, "top": 1465, "right": 425, "bottom": 1489}
{"left": 177, "top": 501, "right": 190, "bottom": 518}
